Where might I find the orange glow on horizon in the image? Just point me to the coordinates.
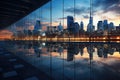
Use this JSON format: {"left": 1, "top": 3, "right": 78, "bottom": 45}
{"left": 0, "top": 30, "right": 13, "bottom": 40}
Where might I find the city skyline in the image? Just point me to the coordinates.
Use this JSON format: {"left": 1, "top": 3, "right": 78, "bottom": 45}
{"left": 0, "top": 0, "right": 120, "bottom": 39}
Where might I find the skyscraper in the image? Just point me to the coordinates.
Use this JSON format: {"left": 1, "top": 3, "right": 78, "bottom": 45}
{"left": 57, "top": 22, "right": 63, "bottom": 32}
{"left": 103, "top": 20, "right": 108, "bottom": 30}
{"left": 80, "top": 21, "right": 84, "bottom": 30}
{"left": 87, "top": 0, "right": 94, "bottom": 33}
{"left": 74, "top": 22, "right": 79, "bottom": 33}
{"left": 87, "top": 23, "right": 94, "bottom": 33}
{"left": 34, "top": 20, "right": 42, "bottom": 31}
{"left": 97, "top": 21, "right": 104, "bottom": 31}
{"left": 109, "top": 22, "right": 114, "bottom": 31}
{"left": 33, "top": 20, "right": 42, "bottom": 36}
{"left": 67, "top": 16, "right": 74, "bottom": 33}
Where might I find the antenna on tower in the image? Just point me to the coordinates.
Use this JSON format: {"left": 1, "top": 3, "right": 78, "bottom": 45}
{"left": 90, "top": 0, "right": 93, "bottom": 19}
{"left": 90, "top": 0, "right": 91, "bottom": 18}
{"left": 89, "top": 0, "right": 93, "bottom": 26}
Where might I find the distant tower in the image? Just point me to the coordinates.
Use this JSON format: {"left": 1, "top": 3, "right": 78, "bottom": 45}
{"left": 109, "top": 22, "right": 114, "bottom": 31}
{"left": 58, "top": 22, "right": 63, "bottom": 32}
{"left": 87, "top": 0, "right": 94, "bottom": 33}
{"left": 34, "top": 20, "right": 42, "bottom": 31}
{"left": 90, "top": 0, "right": 93, "bottom": 26}
{"left": 103, "top": 20, "right": 108, "bottom": 30}
{"left": 97, "top": 21, "right": 104, "bottom": 31}
{"left": 80, "top": 21, "right": 84, "bottom": 30}
{"left": 74, "top": 22, "right": 79, "bottom": 33}
{"left": 67, "top": 16, "right": 74, "bottom": 32}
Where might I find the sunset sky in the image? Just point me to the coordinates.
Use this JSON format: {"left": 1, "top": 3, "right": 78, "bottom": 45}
{"left": 0, "top": 29, "right": 13, "bottom": 40}
{"left": 0, "top": 0, "right": 120, "bottom": 39}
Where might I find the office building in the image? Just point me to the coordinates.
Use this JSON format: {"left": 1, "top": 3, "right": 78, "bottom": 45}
{"left": 57, "top": 22, "right": 63, "bottom": 32}
{"left": 97, "top": 21, "right": 104, "bottom": 31}
{"left": 80, "top": 21, "right": 84, "bottom": 31}
{"left": 67, "top": 16, "right": 74, "bottom": 33}
{"left": 34, "top": 20, "right": 42, "bottom": 31}
{"left": 103, "top": 20, "right": 108, "bottom": 30}
{"left": 108, "top": 22, "right": 114, "bottom": 31}
{"left": 87, "top": 0, "right": 94, "bottom": 33}
{"left": 74, "top": 22, "right": 79, "bottom": 34}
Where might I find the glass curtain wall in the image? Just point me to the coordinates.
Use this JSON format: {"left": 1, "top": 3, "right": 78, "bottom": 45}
{"left": 6, "top": 0, "right": 120, "bottom": 80}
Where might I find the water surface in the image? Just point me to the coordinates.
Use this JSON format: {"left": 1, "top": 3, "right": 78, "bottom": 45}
{"left": 4, "top": 41, "right": 120, "bottom": 80}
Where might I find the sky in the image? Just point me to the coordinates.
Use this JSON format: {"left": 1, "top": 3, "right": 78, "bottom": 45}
{"left": 0, "top": 0, "right": 120, "bottom": 39}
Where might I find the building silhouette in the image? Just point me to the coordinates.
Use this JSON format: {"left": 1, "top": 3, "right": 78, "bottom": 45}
{"left": 87, "top": 44, "right": 94, "bottom": 60}
{"left": 116, "top": 25, "right": 120, "bottom": 31}
{"left": 103, "top": 20, "right": 108, "bottom": 30}
{"left": 80, "top": 21, "right": 84, "bottom": 31}
{"left": 97, "top": 21, "right": 104, "bottom": 32}
{"left": 33, "top": 20, "right": 42, "bottom": 37}
{"left": 74, "top": 22, "right": 79, "bottom": 34}
{"left": 67, "top": 16, "right": 74, "bottom": 33}
{"left": 87, "top": 0, "right": 94, "bottom": 33}
{"left": 34, "top": 20, "right": 42, "bottom": 31}
{"left": 57, "top": 22, "right": 63, "bottom": 32}
{"left": 108, "top": 22, "right": 114, "bottom": 31}
{"left": 97, "top": 45, "right": 104, "bottom": 57}
{"left": 79, "top": 45, "right": 84, "bottom": 56}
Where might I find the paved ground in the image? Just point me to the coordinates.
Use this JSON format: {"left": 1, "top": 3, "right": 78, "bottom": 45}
{"left": 0, "top": 43, "right": 52, "bottom": 80}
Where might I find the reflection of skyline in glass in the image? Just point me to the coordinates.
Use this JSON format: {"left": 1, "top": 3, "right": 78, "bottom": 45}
{"left": 10, "top": 0, "right": 120, "bottom": 31}
{"left": 1, "top": 0, "right": 120, "bottom": 79}
{"left": 10, "top": 41, "right": 120, "bottom": 61}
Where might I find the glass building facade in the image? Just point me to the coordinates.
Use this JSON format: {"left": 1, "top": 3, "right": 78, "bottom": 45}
{"left": 0, "top": 0, "right": 120, "bottom": 80}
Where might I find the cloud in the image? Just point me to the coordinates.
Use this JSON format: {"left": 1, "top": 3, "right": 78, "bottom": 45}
{"left": 41, "top": 22, "right": 50, "bottom": 27}
{"left": 94, "top": 0, "right": 120, "bottom": 14}
{"left": 58, "top": 17, "right": 67, "bottom": 20}
{"left": 103, "top": 4, "right": 120, "bottom": 14}
{"left": 94, "top": 0, "right": 119, "bottom": 7}
{"left": 65, "top": 7, "right": 89, "bottom": 15}
{"left": 82, "top": 15, "right": 89, "bottom": 19}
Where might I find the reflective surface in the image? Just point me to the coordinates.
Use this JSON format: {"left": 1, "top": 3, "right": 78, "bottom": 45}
{"left": 3, "top": 41, "right": 120, "bottom": 80}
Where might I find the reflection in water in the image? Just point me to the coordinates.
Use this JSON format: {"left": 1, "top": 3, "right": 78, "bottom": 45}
{"left": 44, "top": 42, "right": 119, "bottom": 61}
{"left": 5, "top": 41, "right": 120, "bottom": 80}
{"left": 9, "top": 41, "right": 120, "bottom": 61}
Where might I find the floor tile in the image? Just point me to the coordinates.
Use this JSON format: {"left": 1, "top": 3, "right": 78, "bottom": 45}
{"left": 24, "top": 76, "right": 39, "bottom": 80}
{"left": 4, "top": 54, "right": 11, "bottom": 56}
{"left": 3, "top": 71, "right": 18, "bottom": 78}
{"left": 9, "top": 59, "right": 17, "bottom": 62}
{"left": 14, "top": 64, "right": 24, "bottom": 69}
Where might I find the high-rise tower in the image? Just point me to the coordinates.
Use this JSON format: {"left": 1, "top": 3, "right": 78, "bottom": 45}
{"left": 67, "top": 16, "right": 74, "bottom": 32}
{"left": 34, "top": 20, "right": 42, "bottom": 31}
{"left": 58, "top": 22, "right": 63, "bottom": 32}
{"left": 90, "top": 0, "right": 93, "bottom": 24}
{"left": 80, "top": 21, "right": 84, "bottom": 30}
{"left": 87, "top": 0, "right": 94, "bottom": 33}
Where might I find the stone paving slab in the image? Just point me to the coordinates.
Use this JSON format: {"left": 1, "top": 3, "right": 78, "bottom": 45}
{"left": 9, "top": 59, "right": 17, "bottom": 62}
{"left": 0, "top": 46, "right": 52, "bottom": 80}
{"left": 14, "top": 64, "right": 24, "bottom": 69}
{"left": 3, "top": 71, "right": 18, "bottom": 78}
{"left": 24, "top": 76, "right": 39, "bottom": 80}
{"left": 4, "top": 53, "right": 11, "bottom": 56}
